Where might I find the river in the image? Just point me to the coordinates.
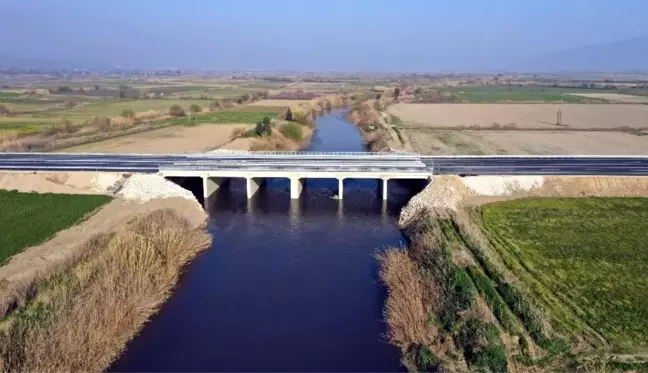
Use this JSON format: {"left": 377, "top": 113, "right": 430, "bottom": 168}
{"left": 110, "top": 111, "right": 420, "bottom": 372}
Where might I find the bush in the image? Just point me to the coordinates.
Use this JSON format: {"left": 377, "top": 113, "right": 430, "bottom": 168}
{"left": 121, "top": 109, "right": 135, "bottom": 119}
{"left": 279, "top": 122, "right": 303, "bottom": 142}
{"left": 93, "top": 117, "right": 111, "bottom": 131}
{"left": 255, "top": 121, "right": 272, "bottom": 137}
{"left": 189, "top": 104, "right": 202, "bottom": 113}
{"left": 230, "top": 127, "right": 249, "bottom": 140}
{"left": 209, "top": 101, "right": 221, "bottom": 111}
{"left": 456, "top": 318, "right": 508, "bottom": 373}
{"left": 417, "top": 345, "right": 440, "bottom": 371}
{"left": 61, "top": 118, "right": 76, "bottom": 134}
{"left": 169, "top": 105, "right": 186, "bottom": 117}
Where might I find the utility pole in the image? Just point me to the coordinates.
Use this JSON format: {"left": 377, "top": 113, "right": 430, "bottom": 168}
{"left": 557, "top": 93, "right": 564, "bottom": 126}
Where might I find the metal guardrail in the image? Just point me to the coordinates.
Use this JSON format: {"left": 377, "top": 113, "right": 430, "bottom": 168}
{"left": 160, "top": 165, "right": 430, "bottom": 173}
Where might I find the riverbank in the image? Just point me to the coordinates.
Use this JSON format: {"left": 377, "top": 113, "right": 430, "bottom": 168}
{"left": 381, "top": 175, "right": 648, "bottom": 371}
{"left": 0, "top": 173, "right": 211, "bottom": 372}
{"left": 347, "top": 95, "right": 414, "bottom": 152}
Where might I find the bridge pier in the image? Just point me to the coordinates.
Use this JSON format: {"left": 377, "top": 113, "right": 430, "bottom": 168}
{"left": 382, "top": 178, "right": 389, "bottom": 200}
{"left": 203, "top": 177, "right": 228, "bottom": 201}
{"left": 290, "top": 177, "right": 304, "bottom": 199}
{"left": 338, "top": 178, "right": 344, "bottom": 200}
{"left": 246, "top": 177, "right": 265, "bottom": 199}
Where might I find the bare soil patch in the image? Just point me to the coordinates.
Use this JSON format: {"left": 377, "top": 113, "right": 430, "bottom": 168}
{"left": 389, "top": 103, "right": 648, "bottom": 129}
{"left": 61, "top": 123, "right": 252, "bottom": 153}
{"left": 0, "top": 171, "right": 122, "bottom": 194}
{"left": 248, "top": 99, "right": 310, "bottom": 107}
{"left": 570, "top": 93, "right": 648, "bottom": 104}
{"left": 406, "top": 130, "right": 648, "bottom": 155}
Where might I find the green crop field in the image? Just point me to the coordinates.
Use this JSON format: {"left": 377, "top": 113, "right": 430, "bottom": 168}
{"left": 0, "top": 190, "right": 111, "bottom": 264}
{"left": 0, "top": 92, "right": 22, "bottom": 99}
{"left": 448, "top": 85, "right": 648, "bottom": 103}
{"left": 480, "top": 197, "right": 648, "bottom": 351}
{"left": 43, "top": 99, "right": 210, "bottom": 118}
{"left": 165, "top": 108, "right": 282, "bottom": 126}
{"left": 0, "top": 117, "right": 63, "bottom": 133}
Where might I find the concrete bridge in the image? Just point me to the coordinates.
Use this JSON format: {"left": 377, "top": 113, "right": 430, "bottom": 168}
{"left": 158, "top": 152, "right": 431, "bottom": 200}
{"left": 3, "top": 151, "right": 648, "bottom": 201}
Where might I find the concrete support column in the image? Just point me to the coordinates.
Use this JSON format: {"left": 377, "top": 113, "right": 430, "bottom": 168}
{"left": 290, "top": 177, "right": 304, "bottom": 199}
{"left": 338, "top": 178, "right": 344, "bottom": 200}
{"left": 203, "top": 177, "right": 225, "bottom": 200}
{"left": 382, "top": 178, "right": 390, "bottom": 201}
{"left": 246, "top": 177, "right": 264, "bottom": 199}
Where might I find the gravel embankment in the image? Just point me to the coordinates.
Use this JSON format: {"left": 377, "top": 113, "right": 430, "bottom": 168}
{"left": 116, "top": 174, "right": 197, "bottom": 202}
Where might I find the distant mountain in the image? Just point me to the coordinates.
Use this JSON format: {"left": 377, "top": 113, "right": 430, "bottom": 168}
{"left": 530, "top": 37, "right": 648, "bottom": 72}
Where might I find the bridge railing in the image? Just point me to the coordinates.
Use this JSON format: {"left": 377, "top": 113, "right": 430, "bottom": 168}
{"left": 193, "top": 151, "right": 422, "bottom": 157}
{"left": 159, "top": 165, "right": 431, "bottom": 173}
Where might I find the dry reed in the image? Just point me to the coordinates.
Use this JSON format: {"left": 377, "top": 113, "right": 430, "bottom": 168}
{"left": 0, "top": 209, "right": 211, "bottom": 373}
{"left": 377, "top": 247, "right": 440, "bottom": 351}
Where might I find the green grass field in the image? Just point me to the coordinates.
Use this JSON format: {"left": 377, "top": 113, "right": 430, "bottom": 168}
{"left": 480, "top": 197, "right": 648, "bottom": 351}
{"left": 0, "top": 190, "right": 112, "bottom": 264}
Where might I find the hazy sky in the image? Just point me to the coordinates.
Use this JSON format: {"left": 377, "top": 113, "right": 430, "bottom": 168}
{"left": 1, "top": 0, "right": 647, "bottom": 71}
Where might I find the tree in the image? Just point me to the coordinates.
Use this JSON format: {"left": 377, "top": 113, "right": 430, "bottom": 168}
{"left": 285, "top": 108, "right": 293, "bottom": 121}
{"left": 0, "top": 104, "right": 11, "bottom": 116}
{"left": 209, "top": 101, "right": 222, "bottom": 111}
{"left": 119, "top": 88, "right": 126, "bottom": 99}
{"left": 393, "top": 87, "right": 401, "bottom": 101}
{"left": 190, "top": 104, "right": 202, "bottom": 113}
{"left": 121, "top": 109, "right": 135, "bottom": 119}
{"left": 61, "top": 118, "right": 76, "bottom": 134}
{"left": 255, "top": 118, "right": 272, "bottom": 137}
{"left": 169, "top": 105, "right": 186, "bottom": 117}
{"left": 414, "top": 87, "right": 423, "bottom": 95}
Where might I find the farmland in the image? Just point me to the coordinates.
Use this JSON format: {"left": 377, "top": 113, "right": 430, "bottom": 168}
{"left": 480, "top": 198, "right": 648, "bottom": 351}
{"left": 0, "top": 74, "right": 336, "bottom": 152}
{"left": 382, "top": 194, "right": 648, "bottom": 371}
{"left": 388, "top": 103, "right": 648, "bottom": 129}
{"left": 570, "top": 92, "right": 648, "bottom": 104}
{"left": 42, "top": 99, "right": 210, "bottom": 119}
{"left": 0, "top": 190, "right": 111, "bottom": 263}
{"left": 446, "top": 84, "right": 648, "bottom": 103}
{"left": 405, "top": 130, "right": 648, "bottom": 155}
{"left": 248, "top": 99, "right": 309, "bottom": 107}
{"left": 63, "top": 123, "right": 252, "bottom": 153}
{"left": 388, "top": 103, "right": 648, "bottom": 155}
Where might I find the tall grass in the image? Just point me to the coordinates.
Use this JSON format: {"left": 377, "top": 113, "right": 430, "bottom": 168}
{"left": 0, "top": 209, "right": 211, "bottom": 372}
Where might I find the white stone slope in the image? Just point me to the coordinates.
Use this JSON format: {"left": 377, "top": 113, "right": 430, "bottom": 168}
{"left": 399, "top": 175, "right": 545, "bottom": 227}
